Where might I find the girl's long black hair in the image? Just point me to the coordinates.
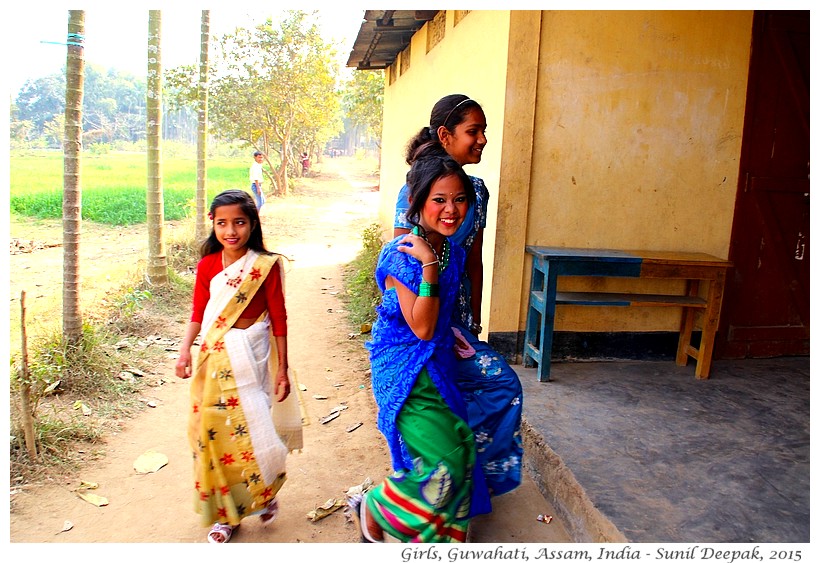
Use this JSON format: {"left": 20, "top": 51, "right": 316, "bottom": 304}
{"left": 200, "top": 189, "right": 269, "bottom": 258}
{"left": 404, "top": 146, "right": 476, "bottom": 229}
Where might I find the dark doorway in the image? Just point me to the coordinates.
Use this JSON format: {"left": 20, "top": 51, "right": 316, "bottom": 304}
{"left": 718, "top": 11, "right": 809, "bottom": 358}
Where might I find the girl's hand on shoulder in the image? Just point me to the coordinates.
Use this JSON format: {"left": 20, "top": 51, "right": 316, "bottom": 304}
{"left": 274, "top": 367, "right": 291, "bottom": 402}
{"left": 397, "top": 233, "right": 436, "bottom": 264}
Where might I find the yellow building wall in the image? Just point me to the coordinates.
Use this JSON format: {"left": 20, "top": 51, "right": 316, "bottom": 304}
{"left": 377, "top": 10, "right": 754, "bottom": 343}
{"left": 379, "top": 11, "right": 510, "bottom": 254}
{"left": 515, "top": 10, "right": 753, "bottom": 334}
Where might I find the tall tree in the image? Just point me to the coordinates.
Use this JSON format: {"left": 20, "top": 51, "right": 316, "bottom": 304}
{"left": 164, "top": 11, "right": 342, "bottom": 195}
{"left": 195, "top": 10, "right": 210, "bottom": 241}
{"left": 146, "top": 10, "right": 168, "bottom": 285}
{"left": 209, "top": 10, "right": 341, "bottom": 196}
{"left": 15, "top": 74, "right": 65, "bottom": 135}
{"left": 63, "top": 10, "right": 85, "bottom": 345}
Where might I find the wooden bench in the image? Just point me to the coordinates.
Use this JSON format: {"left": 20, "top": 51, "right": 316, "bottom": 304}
{"left": 523, "top": 246, "right": 733, "bottom": 382}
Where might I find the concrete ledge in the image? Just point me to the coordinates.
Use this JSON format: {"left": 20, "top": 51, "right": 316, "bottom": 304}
{"left": 522, "top": 418, "right": 627, "bottom": 543}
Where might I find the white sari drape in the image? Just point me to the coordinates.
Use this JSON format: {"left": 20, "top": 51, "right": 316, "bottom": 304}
{"left": 189, "top": 250, "right": 303, "bottom": 525}
{"left": 202, "top": 250, "right": 303, "bottom": 453}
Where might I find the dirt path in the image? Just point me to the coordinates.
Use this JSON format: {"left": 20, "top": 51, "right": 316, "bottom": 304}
{"left": 8, "top": 156, "right": 571, "bottom": 550}
{"left": 9, "top": 156, "right": 389, "bottom": 544}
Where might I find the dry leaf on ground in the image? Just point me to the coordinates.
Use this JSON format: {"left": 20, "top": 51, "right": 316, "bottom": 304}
{"left": 133, "top": 450, "right": 169, "bottom": 474}
{"left": 76, "top": 492, "right": 109, "bottom": 507}
{"left": 306, "top": 497, "right": 347, "bottom": 522}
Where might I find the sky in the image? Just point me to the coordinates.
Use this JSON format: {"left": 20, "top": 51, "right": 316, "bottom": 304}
{"left": 5, "top": 1, "right": 777, "bottom": 99}
{"left": 4, "top": 1, "right": 369, "bottom": 98}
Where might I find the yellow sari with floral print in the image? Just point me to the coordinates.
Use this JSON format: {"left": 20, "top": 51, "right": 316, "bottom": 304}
{"left": 187, "top": 250, "right": 303, "bottom": 527}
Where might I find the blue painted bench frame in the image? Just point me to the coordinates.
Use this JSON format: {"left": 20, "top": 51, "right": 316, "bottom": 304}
{"left": 523, "top": 246, "right": 732, "bottom": 382}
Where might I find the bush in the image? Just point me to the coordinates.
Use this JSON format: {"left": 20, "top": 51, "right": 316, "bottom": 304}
{"left": 10, "top": 187, "right": 199, "bottom": 225}
{"left": 9, "top": 320, "right": 143, "bottom": 482}
{"left": 10, "top": 404, "right": 106, "bottom": 483}
{"left": 342, "top": 222, "right": 385, "bottom": 327}
{"left": 166, "top": 217, "right": 202, "bottom": 273}
{"left": 17, "top": 322, "right": 131, "bottom": 397}
{"left": 87, "top": 142, "right": 112, "bottom": 155}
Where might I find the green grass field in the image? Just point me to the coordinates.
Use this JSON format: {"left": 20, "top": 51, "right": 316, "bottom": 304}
{"left": 9, "top": 150, "right": 252, "bottom": 225}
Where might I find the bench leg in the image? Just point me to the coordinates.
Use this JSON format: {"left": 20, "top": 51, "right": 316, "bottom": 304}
{"left": 694, "top": 272, "right": 727, "bottom": 379}
{"left": 676, "top": 280, "right": 699, "bottom": 367}
{"left": 537, "top": 268, "right": 559, "bottom": 382}
{"left": 523, "top": 314, "right": 540, "bottom": 369}
{"left": 523, "top": 258, "right": 544, "bottom": 370}
{"left": 523, "top": 257, "right": 558, "bottom": 382}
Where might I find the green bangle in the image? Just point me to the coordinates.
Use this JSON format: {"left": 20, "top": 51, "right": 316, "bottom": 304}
{"left": 418, "top": 281, "right": 439, "bottom": 297}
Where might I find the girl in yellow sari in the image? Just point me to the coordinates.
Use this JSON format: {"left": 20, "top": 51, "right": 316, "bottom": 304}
{"left": 175, "top": 189, "right": 302, "bottom": 543}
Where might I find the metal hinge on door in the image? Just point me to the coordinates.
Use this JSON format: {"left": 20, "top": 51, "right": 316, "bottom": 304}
{"left": 794, "top": 232, "right": 806, "bottom": 260}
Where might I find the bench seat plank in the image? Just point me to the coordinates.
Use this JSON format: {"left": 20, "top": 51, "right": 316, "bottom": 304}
{"left": 556, "top": 291, "right": 707, "bottom": 308}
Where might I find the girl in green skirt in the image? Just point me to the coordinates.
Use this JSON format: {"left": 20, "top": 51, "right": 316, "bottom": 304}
{"left": 356, "top": 146, "right": 491, "bottom": 542}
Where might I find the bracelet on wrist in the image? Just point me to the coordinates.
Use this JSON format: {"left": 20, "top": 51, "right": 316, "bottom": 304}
{"left": 421, "top": 260, "right": 439, "bottom": 269}
{"left": 418, "top": 281, "right": 439, "bottom": 297}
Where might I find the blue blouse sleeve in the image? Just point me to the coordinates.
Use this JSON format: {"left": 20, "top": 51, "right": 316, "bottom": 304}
{"left": 393, "top": 184, "right": 412, "bottom": 229}
{"left": 472, "top": 176, "right": 490, "bottom": 230}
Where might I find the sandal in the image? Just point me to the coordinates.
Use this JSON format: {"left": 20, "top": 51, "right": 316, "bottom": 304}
{"left": 347, "top": 492, "right": 383, "bottom": 543}
{"left": 207, "top": 522, "right": 237, "bottom": 544}
{"left": 259, "top": 498, "right": 279, "bottom": 526}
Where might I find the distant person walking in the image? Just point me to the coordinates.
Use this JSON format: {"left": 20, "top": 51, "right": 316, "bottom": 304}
{"left": 250, "top": 151, "right": 266, "bottom": 209}
{"left": 300, "top": 152, "right": 310, "bottom": 177}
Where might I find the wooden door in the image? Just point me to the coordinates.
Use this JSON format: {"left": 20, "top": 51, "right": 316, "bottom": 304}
{"left": 718, "top": 11, "right": 810, "bottom": 358}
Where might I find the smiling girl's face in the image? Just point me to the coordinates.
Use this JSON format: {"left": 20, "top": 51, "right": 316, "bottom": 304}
{"left": 417, "top": 173, "right": 469, "bottom": 238}
{"left": 213, "top": 203, "right": 254, "bottom": 254}
{"left": 441, "top": 107, "right": 487, "bottom": 166}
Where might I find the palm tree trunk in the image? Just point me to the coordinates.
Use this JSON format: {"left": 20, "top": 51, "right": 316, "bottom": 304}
{"left": 195, "top": 10, "right": 210, "bottom": 241}
{"left": 63, "top": 10, "right": 84, "bottom": 344}
{"left": 146, "top": 10, "right": 168, "bottom": 285}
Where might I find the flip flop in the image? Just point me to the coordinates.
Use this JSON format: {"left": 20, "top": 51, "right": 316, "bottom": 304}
{"left": 259, "top": 498, "right": 279, "bottom": 526}
{"left": 347, "top": 492, "right": 382, "bottom": 543}
{"left": 207, "top": 522, "right": 237, "bottom": 544}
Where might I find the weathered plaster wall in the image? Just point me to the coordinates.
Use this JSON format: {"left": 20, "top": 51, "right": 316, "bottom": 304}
{"left": 519, "top": 10, "right": 753, "bottom": 332}
{"left": 377, "top": 10, "right": 754, "bottom": 340}
{"left": 379, "top": 10, "right": 510, "bottom": 262}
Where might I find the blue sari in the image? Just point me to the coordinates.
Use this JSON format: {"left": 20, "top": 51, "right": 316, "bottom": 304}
{"left": 366, "top": 236, "right": 492, "bottom": 518}
{"left": 395, "top": 177, "right": 523, "bottom": 496}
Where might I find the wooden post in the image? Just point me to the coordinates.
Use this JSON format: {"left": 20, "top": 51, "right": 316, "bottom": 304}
{"left": 19, "top": 291, "right": 37, "bottom": 459}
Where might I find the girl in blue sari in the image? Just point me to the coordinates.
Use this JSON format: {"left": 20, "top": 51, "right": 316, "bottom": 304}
{"left": 394, "top": 94, "right": 523, "bottom": 497}
{"left": 353, "top": 149, "right": 491, "bottom": 543}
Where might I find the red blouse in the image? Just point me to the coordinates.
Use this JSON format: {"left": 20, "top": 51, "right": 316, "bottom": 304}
{"left": 190, "top": 252, "right": 287, "bottom": 336}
